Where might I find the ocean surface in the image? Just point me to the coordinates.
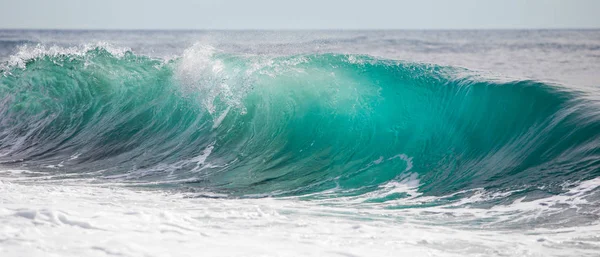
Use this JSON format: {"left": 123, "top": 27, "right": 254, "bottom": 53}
{"left": 1, "top": 30, "right": 600, "bottom": 257}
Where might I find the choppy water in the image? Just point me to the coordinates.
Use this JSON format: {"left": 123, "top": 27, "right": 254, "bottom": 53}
{"left": 1, "top": 30, "right": 600, "bottom": 257}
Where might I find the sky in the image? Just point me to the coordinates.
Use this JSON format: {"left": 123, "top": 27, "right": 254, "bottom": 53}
{"left": 0, "top": 0, "right": 599, "bottom": 30}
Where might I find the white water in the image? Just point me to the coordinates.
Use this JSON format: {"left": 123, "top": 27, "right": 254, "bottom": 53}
{"left": 2, "top": 171, "right": 599, "bottom": 257}
{"left": 2, "top": 30, "right": 600, "bottom": 257}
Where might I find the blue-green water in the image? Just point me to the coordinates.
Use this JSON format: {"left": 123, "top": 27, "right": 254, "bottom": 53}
{"left": 1, "top": 30, "right": 600, "bottom": 256}
{"left": 1, "top": 42, "right": 599, "bottom": 205}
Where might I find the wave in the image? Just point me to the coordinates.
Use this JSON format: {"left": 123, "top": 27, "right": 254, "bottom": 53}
{"left": 1, "top": 44, "right": 599, "bottom": 203}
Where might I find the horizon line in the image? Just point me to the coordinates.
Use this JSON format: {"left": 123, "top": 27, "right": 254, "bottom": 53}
{"left": 1, "top": 27, "right": 600, "bottom": 32}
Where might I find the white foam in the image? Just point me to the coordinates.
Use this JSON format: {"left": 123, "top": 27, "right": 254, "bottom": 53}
{"left": 388, "top": 153, "right": 414, "bottom": 171}
{"left": 174, "top": 43, "right": 248, "bottom": 116}
{"left": 1, "top": 42, "right": 130, "bottom": 70}
{"left": 1, "top": 178, "right": 598, "bottom": 257}
{"left": 212, "top": 106, "right": 230, "bottom": 129}
{"left": 189, "top": 143, "right": 215, "bottom": 172}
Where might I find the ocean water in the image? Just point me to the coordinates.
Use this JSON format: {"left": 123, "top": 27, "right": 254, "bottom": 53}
{"left": 1, "top": 30, "right": 600, "bottom": 257}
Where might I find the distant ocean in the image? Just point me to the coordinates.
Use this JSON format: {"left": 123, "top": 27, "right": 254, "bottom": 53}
{"left": 1, "top": 30, "right": 599, "bottom": 257}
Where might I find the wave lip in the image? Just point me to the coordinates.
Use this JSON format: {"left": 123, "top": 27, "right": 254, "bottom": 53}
{"left": 0, "top": 44, "right": 599, "bottom": 205}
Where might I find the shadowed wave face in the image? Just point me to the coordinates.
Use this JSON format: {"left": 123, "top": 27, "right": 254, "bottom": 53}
{"left": 1, "top": 45, "right": 599, "bottom": 205}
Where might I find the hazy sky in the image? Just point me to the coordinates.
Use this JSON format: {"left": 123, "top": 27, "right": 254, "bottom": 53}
{"left": 0, "top": 0, "right": 599, "bottom": 30}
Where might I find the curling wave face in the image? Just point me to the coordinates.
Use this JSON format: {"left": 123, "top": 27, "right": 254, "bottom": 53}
{"left": 1, "top": 44, "right": 599, "bottom": 208}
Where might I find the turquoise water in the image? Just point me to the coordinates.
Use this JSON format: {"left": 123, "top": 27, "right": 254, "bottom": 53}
{"left": 1, "top": 44, "right": 599, "bottom": 208}
{"left": 1, "top": 31, "right": 600, "bottom": 256}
